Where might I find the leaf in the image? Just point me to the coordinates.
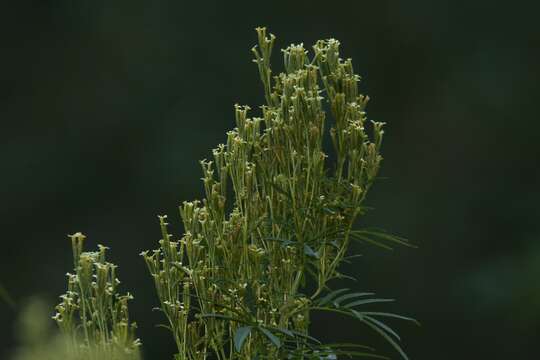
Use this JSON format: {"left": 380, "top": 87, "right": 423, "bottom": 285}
{"left": 363, "top": 315, "right": 401, "bottom": 340}
{"left": 359, "top": 312, "right": 420, "bottom": 326}
{"left": 344, "top": 298, "right": 395, "bottom": 308}
{"left": 199, "top": 312, "right": 244, "bottom": 323}
{"left": 342, "top": 254, "right": 363, "bottom": 263}
{"left": 330, "top": 350, "right": 388, "bottom": 359}
{"left": 269, "top": 326, "right": 294, "bottom": 338}
{"left": 269, "top": 182, "right": 292, "bottom": 200}
{"left": 304, "top": 244, "right": 320, "bottom": 258}
{"left": 320, "top": 238, "right": 341, "bottom": 249}
{"left": 258, "top": 326, "right": 281, "bottom": 348}
{"left": 332, "top": 292, "right": 375, "bottom": 307}
{"left": 155, "top": 323, "right": 173, "bottom": 331}
{"left": 312, "top": 303, "right": 413, "bottom": 358}
{"left": 264, "top": 237, "right": 296, "bottom": 248}
{"left": 323, "top": 207, "right": 336, "bottom": 215}
{"left": 287, "top": 329, "right": 321, "bottom": 344}
{"left": 356, "top": 229, "right": 416, "bottom": 248}
{"left": 334, "top": 272, "right": 358, "bottom": 282}
{"left": 350, "top": 233, "right": 394, "bottom": 251}
{"left": 325, "top": 343, "right": 374, "bottom": 351}
{"left": 317, "top": 288, "right": 350, "bottom": 306}
{"left": 305, "top": 261, "right": 321, "bottom": 282}
{"left": 244, "top": 283, "right": 257, "bottom": 314}
{"left": 352, "top": 310, "right": 409, "bottom": 360}
{"left": 319, "top": 352, "right": 337, "bottom": 360}
{"left": 234, "top": 326, "right": 253, "bottom": 352}
{"left": 291, "top": 344, "right": 388, "bottom": 360}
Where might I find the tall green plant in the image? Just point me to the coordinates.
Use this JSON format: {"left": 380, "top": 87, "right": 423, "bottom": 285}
{"left": 142, "top": 27, "right": 417, "bottom": 360}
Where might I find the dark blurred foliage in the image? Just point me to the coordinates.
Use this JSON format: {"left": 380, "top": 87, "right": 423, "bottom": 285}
{"left": 1, "top": 0, "right": 539, "bottom": 359}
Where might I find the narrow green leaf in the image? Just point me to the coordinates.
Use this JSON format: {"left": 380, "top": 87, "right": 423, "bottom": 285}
{"left": 290, "top": 330, "right": 321, "bottom": 344}
{"left": 304, "top": 244, "right": 320, "bottom": 258}
{"left": 363, "top": 315, "right": 401, "bottom": 340}
{"left": 350, "top": 233, "right": 394, "bottom": 251}
{"left": 269, "top": 182, "right": 292, "bottom": 200}
{"left": 330, "top": 350, "right": 389, "bottom": 359}
{"left": 333, "top": 292, "right": 375, "bottom": 307}
{"left": 359, "top": 312, "right": 420, "bottom": 325}
{"left": 352, "top": 310, "right": 409, "bottom": 360}
{"left": 305, "top": 261, "right": 321, "bottom": 281}
{"left": 268, "top": 326, "right": 294, "bottom": 338}
{"left": 325, "top": 343, "right": 374, "bottom": 350}
{"left": 342, "top": 254, "right": 364, "bottom": 263}
{"left": 334, "top": 272, "right": 358, "bottom": 282}
{"left": 323, "top": 207, "right": 336, "bottom": 215}
{"left": 258, "top": 326, "right": 281, "bottom": 348}
{"left": 155, "top": 324, "right": 173, "bottom": 331}
{"left": 199, "top": 313, "right": 244, "bottom": 323}
{"left": 344, "top": 298, "right": 395, "bottom": 308}
{"left": 357, "top": 230, "right": 416, "bottom": 248}
{"left": 234, "top": 326, "right": 253, "bottom": 352}
{"left": 317, "top": 288, "right": 350, "bottom": 306}
{"left": 287, "top": 329, "right": 321, "bottom": 344}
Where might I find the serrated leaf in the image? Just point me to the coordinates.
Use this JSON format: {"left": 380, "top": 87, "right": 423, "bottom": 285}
{"left": 234, "top": 326, "right": 253, "bottom": 352}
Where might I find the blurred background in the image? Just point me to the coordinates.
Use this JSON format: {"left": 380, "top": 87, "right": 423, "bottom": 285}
{"left": 1, "top": 0, "right": 539, "bottom": 359}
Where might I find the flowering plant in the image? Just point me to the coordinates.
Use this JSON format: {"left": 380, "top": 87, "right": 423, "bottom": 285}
{"left": 141, "top": 27, "right": 417, "bottom": 360}
{"left": 51, "top": 27, "right": 417, "bottom": 360}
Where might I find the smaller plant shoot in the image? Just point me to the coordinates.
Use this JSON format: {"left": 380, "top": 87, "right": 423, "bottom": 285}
{"left": 53, "top": 232, "right": 141, "bottom": 359}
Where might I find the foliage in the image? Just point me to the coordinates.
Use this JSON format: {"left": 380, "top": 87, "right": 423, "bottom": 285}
{"left": 140, "top": 27, "right": 417, "bottom": 360}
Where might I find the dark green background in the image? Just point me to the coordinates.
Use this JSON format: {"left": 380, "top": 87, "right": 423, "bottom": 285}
{"left": 1, "top": 1, "right": 539, "bottom": 359}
